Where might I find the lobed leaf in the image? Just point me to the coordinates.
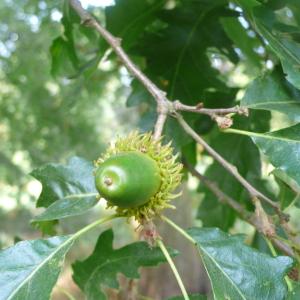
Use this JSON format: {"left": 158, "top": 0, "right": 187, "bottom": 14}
{"left": 0, "top": 236, "right": 74, "bottom": 300}
{"left": 242, "top": 72, "right": 300, "bottom": 122}
{"left": 188, "top": 227, "right": 293, "bottom": 300}
{"left": 227, "top": 125, "right": 300, "bottom": 187}
{"left": 105, "top": 0, "right": 164, "bottom": 50}
{"left": 32, "top": 195, "right": 98, "bottom": 222}
{"left": 72, "top": 229, "right": 178, "bottom": 300}
{"left": 31, "top": 157, "right": 98, "bottom": 228}
{"left": 236, "top": 1, "right": 300, "bottom": 89}
{"left": 273, "top": 169, "right": 300, "bottom": 209}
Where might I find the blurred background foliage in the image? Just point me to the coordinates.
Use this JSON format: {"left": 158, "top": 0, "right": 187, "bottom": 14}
{"left": 1, "top": 0, "right": 300, "bottom": 299}
{"left": 0, "top": 0, "right": 135, "bottom": 244}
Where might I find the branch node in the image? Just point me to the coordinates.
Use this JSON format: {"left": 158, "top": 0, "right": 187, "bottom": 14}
{"left": 81, "top": 17, "right": 94, "bottom": 27}
{"left": 114, "top": 37, "right": 122, "bottom": 46}
{"left": 138, "top": 219, "right": 160, "bottom": 247}
{"left": 238, "top": 106, "right": 249, "bottom": 116}
{"left": 212, "top": 114, "right": 233, "bottom": 129}
{"left": 253, "top": 197, "right": 275, "bottom": 238}
{"left": 196, "top": 102, "right": 204, "bottom": 109}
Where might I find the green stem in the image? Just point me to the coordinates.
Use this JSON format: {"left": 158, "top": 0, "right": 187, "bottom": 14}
{"left": 156, "top": 239, "right": 190, "bottom": 300}
{"left": 72, "top": 214, "right": 119, "bottom": 241}
{"left": 265, "top": 237, "right": 293, "bottom": 292}
{"left": 56, "top": 286, "right": 77, "bottom": 300}
{"left": 265, "top": 237, "right": 278, "bottom": 257}
{"left": 161, "top": 215, "right": 196, "bottom": 245}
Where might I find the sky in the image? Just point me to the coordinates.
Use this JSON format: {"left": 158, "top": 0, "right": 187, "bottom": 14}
{"left": 81, "top": 0, "right": 115, "bottom": 8}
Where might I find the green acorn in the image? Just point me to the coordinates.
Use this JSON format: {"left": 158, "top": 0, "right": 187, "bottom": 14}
{"left": 94, "top": 131, "right": 182, "bottom": 221}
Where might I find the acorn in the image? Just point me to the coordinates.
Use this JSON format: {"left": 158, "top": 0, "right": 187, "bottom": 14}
{"left": 94, "top": 131, "right": 183, "bottom": 221}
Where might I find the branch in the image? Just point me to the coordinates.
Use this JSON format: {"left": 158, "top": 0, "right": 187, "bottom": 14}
{"left": 173, "top": 101, "right": 249, "bottom": 116}
{"left": 69, "top": 0, "right": 291, "bottom": 235}
{"left": 183, "top": 158, "right": 251, "bottom": 219}
{"left": 153, "top": 112, "right": 168, "bottom": 141}
{"left": 176, "top": 114, "right": 288, "bottom": 221}
{"left": 69, "top": 0, "right": 169, "bottom": 139}
{"left": 184, "top": 160, "right": 295, "bottom": 257}
{"left": 173, "top": 101, "right": 249, "bottom": 129}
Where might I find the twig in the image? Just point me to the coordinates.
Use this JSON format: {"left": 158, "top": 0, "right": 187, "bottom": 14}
{"left": 183, "top": 160, "right": 295, "bottom": 257}
{"left": 69, "top": 0, "right": 296, "bottom": 256}
{"left": 153, "top": 109, "right": 168, "bottom": 141}
{"left": 172, "top": 101, "right": 249, "bottom": 129}
{"left": 252, "top": 197, "right": 275, "bottom": 237}
{"left": 183, "top": 158, "right": 251, "bottom": 219}
{"left": 174, "top": 101, "right": 249, "bottom": 129}
{"left": 156, "top": 238, "right": 190, "bottom": 300}
{"left": 69, "top": 0, "right": 169, "bottom": 139}
{"left": 173, "top": 101, "right": 249, "bottom": 116}
{"left": 176, "top": 114, "right": 287, "bottom": 218}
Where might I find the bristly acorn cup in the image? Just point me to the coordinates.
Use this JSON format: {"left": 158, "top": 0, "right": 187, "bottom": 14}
{"left": 94, "top": 131, "right": 183, "bottom": 221}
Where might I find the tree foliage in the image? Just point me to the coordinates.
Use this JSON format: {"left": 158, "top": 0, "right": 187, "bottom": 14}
{"left": 1, "top": 0, "right": 300, "bottom": 299}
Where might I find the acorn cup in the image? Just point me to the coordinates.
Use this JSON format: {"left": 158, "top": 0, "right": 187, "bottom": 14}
{"left": 94, "top": 132, "right": 183, "bottom": 221}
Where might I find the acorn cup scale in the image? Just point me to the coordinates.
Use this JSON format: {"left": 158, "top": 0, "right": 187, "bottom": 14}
{"left": 95, "top": 152, "right": 162, "bottom": 208}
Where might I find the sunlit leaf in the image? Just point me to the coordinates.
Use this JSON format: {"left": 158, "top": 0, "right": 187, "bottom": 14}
{"left": 189, "top": 227, "right": 293, "bottom": 300}
{"left": 226, "top": 125, "right": 300, "bottom": 187}
{"left": 0, "top": 236, "right": 74, "bottom": 300}
{"left": 31, "top": 157, "right": 98, "bottom": 228}
{"left": 242, "top": 72, "right": 300, "bottom": 122}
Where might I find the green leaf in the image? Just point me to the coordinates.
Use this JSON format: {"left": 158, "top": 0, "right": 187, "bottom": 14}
{"left": 122, "top": 1, "right": 239, "bottom": 145}
{"left": 32, "top": 195, "right": 98, "bottom": 222}
{"left": 238, "top": 3, "right": 300, "bottom": 89}
{"left": 198, "top": 112, "right": 271, "bottom": 230}
{"left": 136, "top": 1, "right": 236, "bottom": 104}
{"left": 242, "top": 72, "right": 300, "bottom": 122}
{"left": 221, "top": 17, "right": 262, "bottom": 69}
{"left": 0, "top": 235, "right": 74, "bottom": 300}
{"left": 226, "top": 125, "right": 300, "bottom": 187}
{"left": 33, "top": 220, "right": 59, "bottom": 236}
{"left": 236, "top": 0, "right": 300, "bottom": 89}
{"left": 52, "top": 1, "right": 101, "bottom": 78}
{"left": 273, "top": 169, "right": 300, "bottom": 209}
{"left": 31, "top": 156, "right": 97, "bottom": 208}
{"left": 72, "top": 229, "right": 177, "bottom": 300}
{"left": 287, "top": 282, "right": 300, "bottom": 299}
{"left": 31, "top": 157, "right": 98, "bottom": 229}
{"left": 188, "top": 227, "right": 293, "bottom": 300}
{"left": 251, "top": 231, "right": 271, "bottom": 255}
{"left": 273, "top": 169, "right": 300, "bottom": 195}
{"left": 198, "top": 132, "right": 261, "bottom": 230}
{"left": 106, "top": 0, "right": 164, "bottom": 49}
{"left": 167, "top": 294, "right": 206, "bottom": 300}
{"left": 50, "top": 36, "right": 78, "bottom": 77}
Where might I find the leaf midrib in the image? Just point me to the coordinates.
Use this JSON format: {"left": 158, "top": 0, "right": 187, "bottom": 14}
{"left": 196, "top": 243, "right": 247, "bottom": 300}
{"left": 245, "top": 100, "right": 300, "bottom": 107}
{"left": 170, "top": 10, "right": 207, "bottom": 99}
{"left": 258, "top": 23, "right": 300, "bottom": 65}
{"left": 226, "top": 129, "right": 300, "bottom": 143}
{"left": 7, "top": 236, "right": 73, "bottom": 300}
{"left": 63, "top": 192, "right": 98, "bottom": 200}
